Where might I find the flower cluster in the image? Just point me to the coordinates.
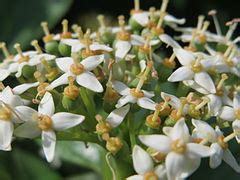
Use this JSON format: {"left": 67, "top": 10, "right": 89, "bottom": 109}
{"left": 0, "top": 0, "right": 239, "bottom": 179}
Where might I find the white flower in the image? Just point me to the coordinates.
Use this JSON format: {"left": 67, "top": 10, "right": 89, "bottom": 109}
{"left": 168, "top": 48, "right": 216, "bottom": 93}
{"left": 49, "top": 55, "right": 104, "bottom": 92}
{"left": 139, "top": 119, "right": 212, "bottom": 180}
{"left": 13, "top": 82, "right": 40, "bottom": 95}
{"left": 131, "top": 12, "right": 149, "bottom": 27}
{"left": 14, "top": 92, "right": 85, "bottom": 162}
{"left": 126, "top": 145, "right": 167, "bottom": 180}
{"left": 61, "top": 39, "right": 113, "bottom": 53}
{"left": 112, "top": 81, "right": 156, "bottom": 110}
{"left": 192, "top": 119, "right": 240, "bottom": 172}
{"left": 0, "top": 86, "right": 24, "bottom": 150}
{"left": 220, "top": 92, "right": 240, "bottom": 142}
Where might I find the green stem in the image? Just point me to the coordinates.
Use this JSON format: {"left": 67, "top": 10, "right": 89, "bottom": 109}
{"left": 128, "top": 112, "right": 136, "bottom": 150}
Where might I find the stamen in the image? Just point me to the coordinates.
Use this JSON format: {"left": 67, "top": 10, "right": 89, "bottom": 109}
{"left": 197, "top": 15, "right": 205, "bottom": 31}
{"left": 14, "top": 43, "right": 24, "bottom": 58}
{"left": 200, "top": 21, "right": 210, "bottom": 35}
{"left": 195, "top": 97, "right": 209, "bottom": 111}
{"left": 157, "top": 0, "right": 169, "bottom": 29}
{"left": 62, "top": 19, "right": 69, "bottom": 34}
{"left": 41, "top": 22, "right": 50, "bottom": 36}
{"left": 34, "top": 71, "right": 45, "bottom": 83}
{"left": 135, "top": 61, "right": 153, "bottom": 92}
{"left": 0, "top": 42, "right": 12, "bottom": 59}
{"left": 223, "top": 44, "right": 234, "bottom": 58}
{"left": 118, "top": 15, "right": 125, "bottom": 32}
{"left": 64, "top": 76, "right": 79, "bottom": 100}
{"left": 84, "top": 29, "right": 91, "bottom": 53}
{"left": 223, "top": 132, "right": 236, "bottom": 143}
{"left": 169, "top": 53, "right": 176, "bottom": 62}
{"left": 71, "top": 24, "right": 79, "bottom": 33}
{"left": 77, "top": 26, "right": 84, "bottom": 40}
{"left": 31, "top": 40, "right": 42, "bottom": 54}
{"left": 97, "top": 14, "right": 106, "bottom": 29}
{"left": 208, "top": 9, "right": 222, "bottom": 35}
{"left": 217, "top": 74, "right": 228, "bottom": 90}
{"left": 134, "top": 0, "right": 140, "bottom": 11}
{"left": 225, "top": 21, "right": 238, "bottom": 41}
{"left": 149, "top": 7, "right": 156, "bottom": 22}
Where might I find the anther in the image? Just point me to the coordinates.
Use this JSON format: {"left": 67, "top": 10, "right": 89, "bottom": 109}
{"left": 31, "top": 40, "right": 42, "bottom": 54}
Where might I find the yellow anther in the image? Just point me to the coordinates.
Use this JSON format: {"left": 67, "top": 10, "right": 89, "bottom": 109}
{"left": 70, "top": 63, "right": 85, "bottom": 75}
{"left": 106, "top": 137, "right": 123, "bottom": 154}
{"left": 31, "top": 40, "right": 42, "bottom": 54}
{"left": 38, "top": 115, "right": 53, "bottom": 131}
{"left": 62, "top": 19, "right": 69, "bottom": 33}
{"left": 195, "top": 97, "right": 209, "bottom": 111}
{"left": 130, "top": 88, "right": 145, "bottom": 98}
{"left": 37, "top": 82, "right": 49, "bottom": 97}
{"left": 14, "top": 43, "right": 24, "bottom": 58}
{"left": 97, "top": 14, "right": 106, "bottom": 28}
{"left": 0, "top": 106, "right": 12, "bottom": 121}
{"left": 217, "top": 74, "right": 228, "bottom": 90}
{"left": 0, "top": 42, "right": 12, "bottom": 59}
{"left": 64, "top": 76, "right": 79, "bottom": 100}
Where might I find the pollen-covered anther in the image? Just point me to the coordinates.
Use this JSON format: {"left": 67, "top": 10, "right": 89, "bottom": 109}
{"left": 0, "top": 42, "right": 13, "bottom": 59}
{"left": 96, "top": 121, "right": 112, "bottom": 135}
{"left": 0, "top": 106, "right": 12, "bottom": 121}
{"left": 31, "top": 40, "right": 42, "bottom": 54}
{"left": 38, "top": 115, "right": 53, "bottom": 131}
{"left": 144, "top": 171, "right": 158, "bottom": 180}
{"left": 171, "top": 139, "right": 186, "bottom": 154}
{"left": 106, "top": 137, "right": 123, "bottom": 154}
{"left": 216, "top": 73, "right": 228, "bottom": 96}
{"left": 37, "top": 82, "right": 49, "bottom": 97}
{"left": 64, "top": 76, "right": 79, "bottom": 100}
{"left": 41, "top": 21, "right": 53, "bottom": 43}
{"left": 14, "top": 43, "right": 30, "bottom": 63}
{"left": 61, "top": 19, "right": 72, "bottom": 39}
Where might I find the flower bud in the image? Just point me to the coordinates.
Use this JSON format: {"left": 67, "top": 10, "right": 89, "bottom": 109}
{"left": 22, "top": 65, "right": 37, "bottom": 79}
{"left": 129, "top": 17, "right": 143, "bottom": 31}
{"left": 145, "top": 114, "right": 161, "bottom": 129}
{"left": 45, "top": 41, "right": 59, "bottom": 56}
{"left": 58, "top": 42, "right": 71, "bottom": 57}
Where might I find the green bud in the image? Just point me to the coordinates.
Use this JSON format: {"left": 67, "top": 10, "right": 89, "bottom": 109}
{"left": 193, "top": 42, "right": 205, "bottom": 52}
{"left": 129, "top": 17, "right": 143, "bottom": 31}
{"left": 45, "top": 41, "right": 59, "bottom": 56}
{"left": 22, "top": 65, "right": 36, "bottom": 79}
{"left": 216, "top": 43, "right": 228, "bottom": 53}
{"left": 101, "top": 31, "right": 115, "bottom": 45}
{"left": 62, "top": 95, "right": 80, "bottom": 111}
{"left": 58, "top": 42, "right": 71, "bottom": 57}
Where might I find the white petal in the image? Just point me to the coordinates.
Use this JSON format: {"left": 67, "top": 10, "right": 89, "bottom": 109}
{"left": 161, "top": 92, "right": 181, "bottom": 110}
{"left": 116, "top": 95, "right": 136, "bottom": 108}
{"left": 187, "top": 143, "right": 212, "bottom": 157}
{"left": 14, "top": 120, "right": 41, "bottom": 138}
{"left": 56, "top": 57, "right": 74, "bottom": 72}
{"left": 115, "top": 40, "right": 131, "bottom": 61}
{"left": 139, "top": 135, "right": 171, "bottom": 154}
{"left": 132, "top": 145, "right": 153, "bottom": 175}
{"left": 126, "top": 175, "right": 143, "bottom": 180}
{"left": 15, "top": 62, "right": 29, "bottom": 78}
{"left": 38, "top": 92, "right": 55, "bottom": 116}
{"left": 0, "top": 120, "right": 13, "bottom": 150}
{"left": 170, "top": 119, "right": 190, "bottom": 142}
{"left": 159, "top": 34, "right": 181, "bottom": 48}
{"left": 232, "top": 120, "right": 240, "bottom": 143}
{"left": 233, "top": 93, "right": 240, "bottom": 110}
{"left": 223, "top": 148, "right": 240, "bottom": 173}
{"left": 191, "top": 119, "right": 216, "bottom": 142}
{"left": 0, "top": 87, "right": 23, "bottom": 107}
{"left": 173, "top": 48, "right": 195, "bottom": 65}
{"left": 132, "top": 12, "right": 149, "bottom": 26}
{"left": 137, "top": 97, "right": 156, "bottom": 110}
{"left": 52, "top": 112, "right": 85, "bottom": 131}
{"left": 139, "top": 60, "right": 146, "bottom": 73}
{"left": 183, "top": 80, "right": 210, "bottom": 95}
{"left": 13, "top": 82, "right": 39, "bottom": 95}
{"left": 219, "top": 106, "right": 235, "bottom": 121}
{"left": 207, "top": 94, "right": 222, "bottom": 116}
{"left": 112, "top": 81, "right": 130, "bottom": 96}
{"left": 130, "top": 35, "right": 145, "bottom": 46}
{"left": 8, "top": 63, "right": 18, "bottom": 73}
{"left": 0, "top": 69, "right": 10, "bottom": 81}
{"left": 154, "top": 164, "right": 167, "bottom": 179}
{"left": 76, "top": 72, "right": 103, "bottom": 92}
{"left": 105, "top": 104, "right": 130, "bottom": 128}
{"left": 90, "top": 43, "right": 113, "bottom": 52}
{"left": 61, "top": 39, "right": 80, "bottom": 46}
{"left": 142, "top": 90, "right": 154, "bottom": 98}
{"left": 168, "top": 66, "right": 194, "bottom": 82}
{"left": 42, "top": 130, "right": 56, "bottom": 162}
{"left": 194, "top": 72, "right": 216, "bottom": 94}
{"left": 15, "top": 106, "right": 38, "bottom": 122}
{"left": 209, "top": 143, "right": 223, "bottom": 168}
{"left": 80, "top": 55, "right": 104, "bottom": 71}
{"left": 48, "top": 73, "right": 69, "bottom": 90}
{"left": 164, "top": 14, "right": 186, "bottom": 24}
{"left": 163, "top": 127, "right": 173, "bottom": 136}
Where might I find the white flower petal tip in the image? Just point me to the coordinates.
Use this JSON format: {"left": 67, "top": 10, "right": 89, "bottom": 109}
{"left": 159, "top": 34, "right": 181, "bottom": 48}
{"left": 42, "top": 130, "right": 56, "bottom": 162}
{"left": 38, "top": 92, "right": 55, "bottom": 116}
{"left": 106, "top": 104, "right": 130, "bottom": 128}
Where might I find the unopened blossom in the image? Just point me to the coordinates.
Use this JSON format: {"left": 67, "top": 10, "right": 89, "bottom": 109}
{"left": 49, "top": 54, "right": 104, "bottom": 92}
{"left": 126, "top": 145, "right": 167, "bottom": 180}
{"left": 220, "top": 92, "right": 240, "bottom": 142}
{"left": 139, "top": 119, "right": 212, "bottom": 180}
{"left": 192, "top": 119, "right": 240, "bottom": 172}
{"left": 0, "top": 86, "right": 24, "bottom": 150}
{"left": 14, "top": 92, "right": 85, "bottom": 162}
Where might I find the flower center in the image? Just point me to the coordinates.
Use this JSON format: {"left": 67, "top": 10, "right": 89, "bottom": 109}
{"left": 144, "top": 171, "right": 158, "bottom": 180}
{"left": 171, "top": 139, "right": 186, "bottom": 154}
{"left": 64, "top": 76, "right": 79, "bottom": 100}
{"left": 106, "top": 137, "right": 122, "bottom": 154}
{"left": 38, "top": 115, "right": 53, "bottom": 131}
{"left": 37, "top": 82, "right": 49, "bottom": 97}
{"left": 41, "top": 22, "right": 54, "bottom": 43}
{"left": 14, "top": 43, "right": 30, "bottom": 64}
{"left": 235, "top": 109, "right": 240, "bottom": 120}
{"left": 130, "top": 88, "right": 144, "bottom": 98}
{"left": 117, "top": 15, "right": 131, "bottom": 41}
{"left": 191, "top": 57, "right": 203, "bottom": 73}
{"left": 70, "top": 63, "right": 85, "bottom": 75}
{"left": 0, "top": 106, "right": 12, "bottom": 121}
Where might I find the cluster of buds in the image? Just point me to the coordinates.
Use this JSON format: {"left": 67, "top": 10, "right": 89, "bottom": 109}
{"left": 0, "top": 0, "right": 239, "bottom": 179}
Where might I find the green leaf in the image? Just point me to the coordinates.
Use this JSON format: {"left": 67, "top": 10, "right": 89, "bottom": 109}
{"left": 0, "top": 0, "right": 73, "bottom": 51}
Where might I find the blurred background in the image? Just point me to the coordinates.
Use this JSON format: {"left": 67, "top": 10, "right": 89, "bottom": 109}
{"left": 0, "top": 0, "right": 240, "bottom": 179}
